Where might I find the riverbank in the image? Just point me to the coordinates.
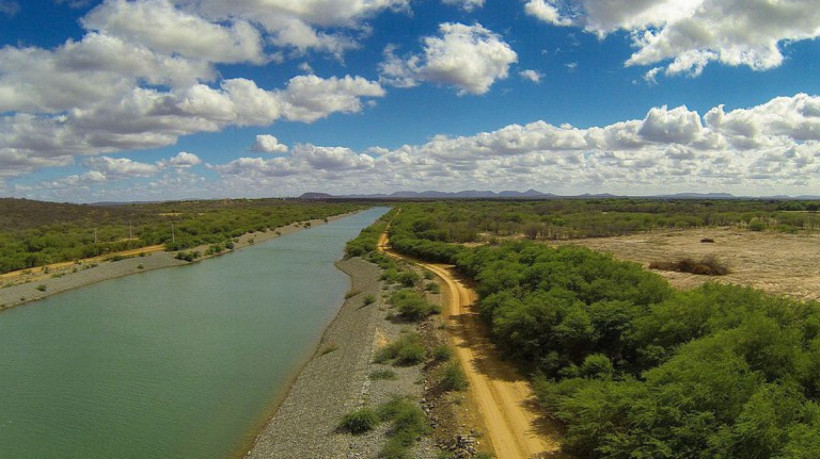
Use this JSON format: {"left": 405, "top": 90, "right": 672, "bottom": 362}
{"left": 0, "top": 213, "right": 354, "bottom": 311}
{"left": 245, "top": 256, "right": 440, "bottom": 459}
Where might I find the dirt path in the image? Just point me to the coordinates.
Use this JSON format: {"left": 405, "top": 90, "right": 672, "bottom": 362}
{"left": 378, "top": 233, "right": 563, "bottom": 459}
{"left": 0, "top": 244, "right": 165, "bottom": 282}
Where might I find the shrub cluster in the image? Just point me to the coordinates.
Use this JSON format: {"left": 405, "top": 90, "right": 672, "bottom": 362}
{"left": 390, "top": 289, "right": 439, "bottom": 321}
{"left": 374, "top": 333, "right": 426, "bottom": 366}
{"left": 649, "top": 255, "right": 729, "bottom": 275}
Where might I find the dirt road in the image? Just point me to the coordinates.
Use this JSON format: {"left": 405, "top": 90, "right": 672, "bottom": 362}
{"left": 0, "top": 244, "right": 165, "bottom": 282}
{"left": 378, "top": 233, "right": 563, "bottom": 458}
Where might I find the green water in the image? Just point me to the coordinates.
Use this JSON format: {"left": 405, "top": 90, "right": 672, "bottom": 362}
{"left": 0, "top": 207, "right": 388, "bottom": 459}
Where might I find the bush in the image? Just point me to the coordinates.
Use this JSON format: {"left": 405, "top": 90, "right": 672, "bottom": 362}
{"left": 397, "top": 270, "right": 421, "bottom": 288}
{"left": 369, "top": 369, "right": 398, "bottom": 380}
{"left": 432, "top": 344, "right": 452, "bottom": 362}
{"left": 375, "top": 333, "right": 426, "bottom": 366}
{"left": 35, "top": 284, "right": 46, "bottom": 292}
{"left": 391, "top": 289, "right": 440, "bottom": 321}
{"left": 439, "top": 362, "right": 468, "bottom": 391}
{"left": 425, "top": 282, "right": 441, "bottom": 294}
{"left": 340, "top": 408, "right": 380, "bottom": 434}
{"left": 363, "top": 294, "right": 377, "bottom": 305}
{"left": 649, "top": 255, "right": 729, "bottom": 275}
{"left": 377, "top": 396, "right": 430, "bottom": 458}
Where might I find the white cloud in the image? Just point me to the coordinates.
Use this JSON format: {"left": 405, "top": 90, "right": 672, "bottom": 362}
{"left": 173, "top": 0, "right": 411, "bottom": 56}
{"left": 0, "top": 75, "right": 384, "bottom": 177}
{"left": 85, "top": 156, "right": 161, "bottom": 178}
{"left": 83, "top": 0, "right": 266, "bottom": 64}
{"left": 205, "top": 93, "right": 820, "bottom": 197}
{"left": 379, "top": 22, "right": 518, "bottom": 95}
{"left": 519, "top": 69, "right": 542, "bottom": 83}
{"left": 165, "top": 151, "right": 202, "bottom": 167}
{"left": 252, "top": 134, "right": 289, "bottom": 153}
{"left": 525, "top": 0, "right": 820, "bottom": 76}
{"left": 442, "top": 0, "right": 484, "bottom": 12}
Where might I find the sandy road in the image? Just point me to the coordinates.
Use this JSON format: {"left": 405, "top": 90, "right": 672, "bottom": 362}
{"left": 378, "top": 233, "right": 563, "bottom": 459}
{"left": 0, "top": 244, "right": 165, "bottom": 281}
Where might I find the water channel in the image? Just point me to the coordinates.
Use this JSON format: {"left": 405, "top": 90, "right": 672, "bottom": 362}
{"left": 0, "top": 207, "right": 388, "bottom": 458}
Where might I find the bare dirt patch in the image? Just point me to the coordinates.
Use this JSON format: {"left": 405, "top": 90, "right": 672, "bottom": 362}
{"left": 550, "top": 227, "right": 820, "bottom": 301}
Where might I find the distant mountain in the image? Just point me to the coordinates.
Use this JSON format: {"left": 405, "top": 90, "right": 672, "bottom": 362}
{"left": 298, "top": 192, "right": 335, "bottom": 200}
{"left": 660, "top": 192, "right": 736, "bottom": 199}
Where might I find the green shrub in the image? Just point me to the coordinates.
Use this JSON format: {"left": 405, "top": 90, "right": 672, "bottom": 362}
{"left": 339, "top": 408, "right": 380, "bottom": 434}
{"left": 369, "top": 369, "right": 398, "bottom": 380}
{"left": 375, "top": 333, "right": 426, "bottom": 366}
{"left": 363, "top": 294, "right": 377, "bottom": 305}
{"left": 432, "top": 344, "right": 452, "bottom": 362}
{"left": 35, "top": 284, "right": 46, "bottom": 292}
{"left": 391, "top": 289, "right": 439, "bottom": 321}
{"left": 377, "top": 396, "right": 430, "bottom": 458}
{"left": 425, "top": 282, "right": 441, "bottom": 294}
{"left": 439, "top": 362, "right": 468, "bottom": 391}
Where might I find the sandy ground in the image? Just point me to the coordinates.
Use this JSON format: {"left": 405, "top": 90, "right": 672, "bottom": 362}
{"left": 379, "top": 232, "right": 563, "bottom": 459}
{"left": 549, "top": 227, "right": 820, "bottom": 302}
{"left": 0, "top": 213, "right": 353, "bottom": 311}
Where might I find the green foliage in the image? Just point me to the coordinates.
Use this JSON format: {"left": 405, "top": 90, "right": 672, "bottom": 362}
{"left": 375, "top": 332, "right": 426, "bottom": 366}
{"left": 439, "top": 362, "right": 468, "bottom": 391}
{"left": 377, "top": 396, "right": 430, "bottom": 458}
{"left": 35, "top": 284, "right": 46, "bottom": 292}
{"left": 363, "top": 294, "right": 377, "bottom": 305}
{"left": 380, "top": 201, "right": 820, "bottom": 458}
{"left": 390, "top": 289, "right": 439, "bottom": 321}
{"left": 369, "top": 369, "right": 398, "bottom": 380}
{"left": 0, "top": 198, "right": 366, "bottom": 274}
{"left": 432, "top": 344, "right": 452, "bottom": 362}
{"left": 339, "top": 407, "right": 380, "bottom": 434}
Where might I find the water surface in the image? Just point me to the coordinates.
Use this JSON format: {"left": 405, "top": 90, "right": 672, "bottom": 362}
{"left": 0, "top": 207, "right": 387, "bottom": 459}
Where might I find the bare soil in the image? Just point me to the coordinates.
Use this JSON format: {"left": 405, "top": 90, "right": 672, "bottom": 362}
{"left": 550, "top": 227, "right": 820, "bottom": 302}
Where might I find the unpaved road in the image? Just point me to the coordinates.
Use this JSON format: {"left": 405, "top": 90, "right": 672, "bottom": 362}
{"left": 378, "top": 233, "right": 563, "bottom": 459}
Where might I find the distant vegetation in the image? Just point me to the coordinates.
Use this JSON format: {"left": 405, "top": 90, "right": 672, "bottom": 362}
{"left": 373, "top": 199, "right": 820, "bottom": 458}
{"left": 0, "top": 198, "right": 365, "bottom": 274}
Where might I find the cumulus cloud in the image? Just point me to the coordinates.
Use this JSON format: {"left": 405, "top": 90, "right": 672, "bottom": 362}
{"left": 0, "top": 74, "right": 384, "bottom": 177}
{"left": 204, "top": 93, "right": 820, "bottom": 197}
{"left": 379, "top": 22, "right": 518, "bottom": 95}
{"left": 82, "top": 0, "right": 266, "bottom": 64}
{"left": 519, "top": 69, "right": 542, "bottom": 83}
{"left": 173, "top": 0, "right": 410, "bottom": 56}
{"left": 164, "top": 151, "right": 202, "bottom": 167}
{"left": 442, "top": 0, "right": 484, "bottom": 12}
{"left": 525, "top": 0, "right": 820, "bottom": 77}
{"left": 251, "top": 135, "right": 289, "bottom": 153}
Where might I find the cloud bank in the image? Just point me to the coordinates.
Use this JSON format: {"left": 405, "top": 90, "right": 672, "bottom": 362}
{"left": 525, "top": 0, "right": 820, "bottom": 77}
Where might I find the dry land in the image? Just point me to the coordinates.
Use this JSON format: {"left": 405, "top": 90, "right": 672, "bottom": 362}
{"left": 550, "top": 227, "right": 820, "bottom": 302}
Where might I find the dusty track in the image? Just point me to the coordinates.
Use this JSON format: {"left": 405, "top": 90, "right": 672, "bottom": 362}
{"left": 378, "top": 233, "right": 563, "bottom": 459}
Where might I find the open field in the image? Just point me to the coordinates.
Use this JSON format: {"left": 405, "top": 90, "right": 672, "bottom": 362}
{"left": 550, "top": 227, "right": 820, "bottom": 301}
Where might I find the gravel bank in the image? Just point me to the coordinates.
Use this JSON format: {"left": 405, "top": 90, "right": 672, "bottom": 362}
{"left": 245, "top": 257, "right": 439, "bottom": 459}
{"left": 245, "top": 258, "right": 383, "bottom": 458}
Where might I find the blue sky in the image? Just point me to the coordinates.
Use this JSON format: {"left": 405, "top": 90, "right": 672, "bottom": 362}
{"left": 1, "top": 0, "right": 819, "bottom": 202}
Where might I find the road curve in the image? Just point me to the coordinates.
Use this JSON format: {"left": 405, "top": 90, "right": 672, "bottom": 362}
{"left": 377, "top": 233, "right": 563, "bottom": 459}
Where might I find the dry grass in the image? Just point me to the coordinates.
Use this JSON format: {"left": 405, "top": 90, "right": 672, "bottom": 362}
{"left": 549, "top": 227, "right": 820, "bottom": 302}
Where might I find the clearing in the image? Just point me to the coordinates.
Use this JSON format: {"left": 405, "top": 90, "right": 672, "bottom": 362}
{"left": 550, "top": 227, "right": 820, "bottom": 302}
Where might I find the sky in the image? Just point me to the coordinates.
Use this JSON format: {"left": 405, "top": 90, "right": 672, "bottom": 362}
{"left": 0, "top": 0, "right": 819, "bottom": 202}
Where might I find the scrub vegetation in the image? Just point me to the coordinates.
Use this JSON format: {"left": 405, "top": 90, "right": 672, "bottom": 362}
{"left": 0, "top": 198, "right": 365, "bottom": 274}
{"left": 376, "top": 199, "right": 820, "bottom": 458}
